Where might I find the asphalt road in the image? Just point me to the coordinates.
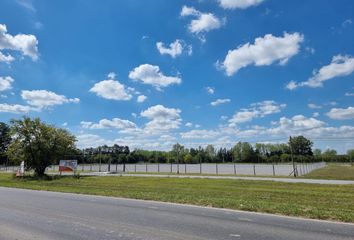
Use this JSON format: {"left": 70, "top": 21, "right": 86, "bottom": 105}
{"left": 0, "top": 187, "right": 353, "bottom": 240}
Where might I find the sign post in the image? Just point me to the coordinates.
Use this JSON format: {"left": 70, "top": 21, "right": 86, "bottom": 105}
{"left": 16, "top": 161, "right": 25, "bottom": 177}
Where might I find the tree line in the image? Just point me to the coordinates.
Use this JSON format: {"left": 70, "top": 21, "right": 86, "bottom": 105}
{"left": 1, "top": 117, "right": 353, "bottom": 176}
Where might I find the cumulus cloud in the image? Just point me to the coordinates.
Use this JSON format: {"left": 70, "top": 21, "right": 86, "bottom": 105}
{"left": 76, "top": 134, "right": 110, "bottom": 149}
{"left": 141, "top": 105, "right": 181, "bottom": 133}
{"left": 0, "top": 51, "right": 14, "bottom": 63}
{"left": 327, "top": 107, "right": 354, "bottom": 120}
{"left": 21, "top": 90, "right": 80, "bottom": 109}
{"left": 218, "top": 32, "right": 304, "bottom": 76}
{"left": 156, "top": 39, "right": 192, "bottom": 58}
{"left": 211, "top": 98, "right": 231, "bottom": 106}
{"left": 129, "top": 64, "right": 181, "bottom": 90}
{"left": 180, "top": 129, "right": 220, "bottom": 139}
{"left": 0, "top": 76, "right": 14, "bottom": 91}
{"left": 0, "top": 103, "right": 32, "bottom": 114}
{"left": 81, "top": 118, "right": 137, "bottom": 131}
{"left": 287, "top": 55, "right": 354, "bottom": 90}
{"left": 137, "top": 95, "right": 147, "bottom": 103}
{"left": 180, "top": 6, "right": 224, "bottom": 41}
{"left": 229, "top": 100, "right": 286, "bottom": 126}
{"left": 90, "top": 73, "right": 132, "bottom": 100}
{"left": 185, "top": 122, "right": 193, "bottom": 127}
{"left": 0, "top": 23, "right": 39, "bottom": 61}
{"left": 206, "top": 86, "right": 215, "bottom": 94}
{"left": 308, "top": 103, "right": 322, "bottom": 109}
{"left": 218, "top": 0, "right": 265, "bottom": 9}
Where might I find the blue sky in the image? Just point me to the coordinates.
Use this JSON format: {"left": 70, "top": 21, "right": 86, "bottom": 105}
{"left": 0, "top": 0, "right": 353, "bottom": 152}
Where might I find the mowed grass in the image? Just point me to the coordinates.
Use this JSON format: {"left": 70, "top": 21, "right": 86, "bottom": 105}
{"left": 0, "top": 173, "right": 353, "bottom": 223}
{"left": 303, "top": 164, "right": 354, "bottom": 180}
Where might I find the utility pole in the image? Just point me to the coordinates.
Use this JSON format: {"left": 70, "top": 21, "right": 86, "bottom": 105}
{"left": 290, "top": 136, "right": 297, "bottom": 177}
{"left": 177, "top": 145, "right": 179, "bottom": 174}
{"left": 99, "top": 147, "right": 102, "bottom": 172}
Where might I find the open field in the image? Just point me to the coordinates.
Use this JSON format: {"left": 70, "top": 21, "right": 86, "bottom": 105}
{"left": 0, "top": 173, "right": 353, "bottom": 222}
{"left": 303, "top": 164, "right": 354, "bottom": 180}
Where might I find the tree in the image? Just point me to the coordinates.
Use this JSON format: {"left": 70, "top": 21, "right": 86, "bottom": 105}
{"left": 348, "top": 149, "right": 354, "bottom": 165}
{"left": 289, "top": 136, "right": 313, "bottom": 156}
{"left": 232, "top": 142, "right": 255, "bottom": 162}
{"left": 205, "top": 144, "right": 216, "bottom": 162}
{"left": 313, "top": 149, "right": 322, "bottom": 156}
{"left": 7, "top": 117, "right": 77, "bottom": 176}
{"left": 0, "top": 122, "right": 11, "bottom": 165}
{"left": 322, "top": 149, "right": 337, "bottom": 162}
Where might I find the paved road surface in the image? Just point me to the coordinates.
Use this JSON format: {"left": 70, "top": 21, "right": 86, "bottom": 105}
{"left": 0, "top": 187, "right": 353, "bottom": 240}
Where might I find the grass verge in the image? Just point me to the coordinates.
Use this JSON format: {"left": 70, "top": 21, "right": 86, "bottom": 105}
{"left": 0, "top": 173, "right": 353, "bottom": 222}
{"left": 302, "top": 164, "right": 354, "bottom": 180}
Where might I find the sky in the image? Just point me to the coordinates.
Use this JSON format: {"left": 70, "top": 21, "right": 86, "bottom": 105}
{"left": 0, "top": 0, "right": 353, "bottom": 153}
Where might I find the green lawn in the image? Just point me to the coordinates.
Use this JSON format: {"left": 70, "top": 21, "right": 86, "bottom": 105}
{"left": 0, "top": 173, "right": 353, "bottom": 222}
{"left": 303, "top": 164, "right": 354, "bottom": 180}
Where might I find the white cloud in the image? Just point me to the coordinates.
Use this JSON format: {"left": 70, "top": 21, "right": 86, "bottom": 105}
{"left": 137, "top": 95, "right": 147, "bottom": 103}
{"left": 0, "top": 51, "right": 14, "bottom": 63}
{"left": 219, "top": 32, "right": 304, "bottom": 76}
{"left": 313, "top": 112, "right": 320, "bottom": 118}
{"left": 185, "top": 122, "right": 193, "bottom": 127}
{"left": 327, "top": 107, "right": 354, "bottom": 120}
{"left": 0, "top": 103, "right": 32, "bottom": 114}
{"left": 76, "top": 134, "right": 110, "bottom": 149}
{"left": 0, "top": 23, "right": 39, "bottom": 60}
{"left": 156, "top": 39, "right": 192, "bottom": 58}
{"left": 206, "top": 86, "right": 215, "bottom": 94}
{"left": 129, "top": 64, "right": 181, "bottom": 89}
{"left": 81, "top": 118, "right": 138, "bottom": 130}
{"left": 211, "top": 98, "right": 231, "bottom": 106}
{"left": 180, "top": 129, "right": 220, "bottom": 139}
{"left": 229, "top": 100, "right": 285, "bottom": 126}
{"left": 90, "top": 73, "right": 132, "bottom": 101}
{"left": 218, "top": 0, "right": 265, "bottom": 9}
{"left": 107, "top": 72, "right": 116, "bottom": 79}
{"left": 345, "top": 92, "right": 354, "bottom": 97}
{"left": 285, "top": 80, "right": 298, "bottom": 90}
{"left": 15, "top": 0, "right": 36, "bottom": 12}
{"left": 180, "top": 6, "right": 224, "bottom": 39}
{"left": 21, "top": 90, "right": 80, "bottom": 109}
{"left": 342, "top": 18, "right": 352, "bottom": 28}
{"left": 0, "top": 76, "right": 14, "bottom": 91}
{"left": 288, "top": 55, "right": 354, "bottom": 90}
{"left": 308, "top": 103, "right": 322, "bottom": 109}
{"left": 141, "top": 105, "right": 181, "bottom": 133}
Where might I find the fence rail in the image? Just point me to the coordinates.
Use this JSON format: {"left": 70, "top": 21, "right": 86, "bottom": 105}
{"left": 42, "top": 162, "right": 326, "bottom": 177}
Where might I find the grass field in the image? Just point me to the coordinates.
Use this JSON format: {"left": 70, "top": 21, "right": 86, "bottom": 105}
{"left": 0, "top": 173, "right": 353, "bottom": 222}
{"left": 303, "top": 164, "right": 354, "bottom": 180}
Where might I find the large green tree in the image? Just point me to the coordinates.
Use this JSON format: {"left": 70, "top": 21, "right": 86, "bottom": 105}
{"left": 7, "top": 117, "right": 77, "bottom": 176}
{"left": 0, "top": 122, "right": 11, "bottom": 164}
{"left": 289, "top": 136, "right": 313, "bottom": 156}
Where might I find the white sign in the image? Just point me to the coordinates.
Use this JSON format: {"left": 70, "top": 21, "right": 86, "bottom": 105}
{"left": 16, "top": 161, "right": 25, "bottom": 177}
{"left": 59, "top": 160, "right": 78, "bottom": 172}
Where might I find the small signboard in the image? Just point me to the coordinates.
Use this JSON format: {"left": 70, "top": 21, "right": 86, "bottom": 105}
{"left": 59, "top": 160, "right": 78, "bottom": 172}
